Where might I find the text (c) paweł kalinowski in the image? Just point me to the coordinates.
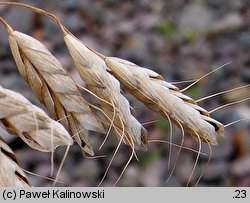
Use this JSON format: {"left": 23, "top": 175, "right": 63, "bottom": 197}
{"left": 19, "top": 189, "right": 105, "bottom": 199}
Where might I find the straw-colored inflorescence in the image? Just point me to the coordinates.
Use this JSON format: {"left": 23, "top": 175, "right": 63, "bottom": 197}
{"left": 0, "top": 2, "right": 240, "bottom": 187}
{"left": 0, "top": 136, "right": 31, "bottom": 187}
{"left": 63, "top": 32, "right": 147, "bottom": 150}
{"left": 103, "top": 57, "right": 224, "bottom": 145}
{"left": 0, "top": 85, "right": 73, "bottom": 151}
{"left": 0, "top": 19, "right": 105, "bottom": 155}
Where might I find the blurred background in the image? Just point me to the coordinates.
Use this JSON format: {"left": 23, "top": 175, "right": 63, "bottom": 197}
{"left": 0, "top": 0, "right": 250, "bottom": 186}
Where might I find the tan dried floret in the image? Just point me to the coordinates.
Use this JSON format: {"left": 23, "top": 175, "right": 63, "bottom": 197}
{"left": 63, "top": 33, "right": 147, "bottom": 150}
{"left": 0, "top": 136, "right": 31, "bottom": 187}
{"left": 1, "top": 19, "right": 104, "bottom": 155}
{"left": 0, "top": 85, "right": 73, "bottom": 151}
{"left": 104, "top": 57, "right": 224, "bottom": 145}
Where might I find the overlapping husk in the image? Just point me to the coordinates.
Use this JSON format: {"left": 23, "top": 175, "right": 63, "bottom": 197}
{"left": 0, "top": 136, "right": 31, "bottom": 187}
{"left": 2, "top": 20, "right": 104, "bottom": 155}
{"left": 0, "top": 85, "right": 73, "bottom": 151}
{"left": 63, "top": 33, "right": 147, "bottom": 150}
{"left": 104, "top": 57, "right": 224, "bottom": 145}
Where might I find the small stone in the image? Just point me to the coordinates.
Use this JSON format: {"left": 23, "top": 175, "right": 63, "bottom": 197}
{"left": 200, "top": 161, "right": 227, "bottom": 181}
{"left": 63, "top": 13, "right": 86, "bottom": 32}
{"left": 211, "top": 13, "right": 243, "bottom": 34}
{"left": 237, "top": 176, "right": 250, "bottom": 187}
{"left": 140, "top": 158, "right": 167, "bottom": 186}
{"left": 72, "top": 159, "right": 100, "bottom": 182}
{"left": 119, "top": 165, "right": 140, "bottom": 186}
{"left": 178, "top": 2, "right": 214, "bottom": 38}
{"left": 230, "top": 156, "right": 250, "bottom": 177}
{"left": 239, "top": 32, "right": 250, "bottom": 49}
{"left": 174, "top": 153, "right": 195, "bottom": 184}
{"left": 138, "top": 13, "right": 161, "bottom": 31}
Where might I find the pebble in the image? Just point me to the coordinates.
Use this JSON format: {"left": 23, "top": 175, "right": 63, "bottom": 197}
{"left": 178, "top": 2, "right": 214, "bottom": 38}
{"left": 72, "top": 159, "right": 101, "bottom": 182}
{"left": 200, "top": 161, "right": 227, "bottom": 181}
{"left": 230, "top": 156, "right": 250, "bottom": 177}
{"left": 210, "top": 13, "right": 244, "bottom": 34}
{"left": 119, "top": 165, "right": 140, "bottom": 186}
{"left": 140, "top": 158, "right": 167, "bottom": 186}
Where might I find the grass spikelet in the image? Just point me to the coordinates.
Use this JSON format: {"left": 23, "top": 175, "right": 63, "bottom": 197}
{"left": 0, "top": 0, "right": 148, "bottom": 151}
{"left": 0, "top": 18, "right": 105, "bottom": 155}
{"left": 1, "top": 2, "right": 247, "bottom": 186}
{"left": 0, "top": 85, "right": 73, "bottom": 151}
{"left": 62, "top": 31, "right": 148, "bottom": 150}
{"left": 0, "top": 136, "right": 31, "bottom": 187}
{"left": 103, "top": 57, "right": 224, "bottom": 145}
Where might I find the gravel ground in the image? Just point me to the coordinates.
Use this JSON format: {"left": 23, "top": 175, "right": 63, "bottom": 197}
{"left": 0, "top": 0, "right": 250, "bottom": 186}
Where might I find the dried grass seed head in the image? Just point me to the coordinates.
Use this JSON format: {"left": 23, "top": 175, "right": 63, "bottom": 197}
{"left": 104, "top": 57, "right": 224, "bottom": 145}
{"left": 0, "top": 85, "right": 73, "bottom": 151}
{"left": 0, "top": 136, "right": 31, "bottom": 187}
{"left": 1, "top": 19, "right": 105, "bottom": 155}
{"left": 63, "top": 33, "right": 148, "bottom": 150}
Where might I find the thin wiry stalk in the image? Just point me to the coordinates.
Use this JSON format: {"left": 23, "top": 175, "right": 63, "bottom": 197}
{"left": 166, "top": 120, "right": 185, "bottom": 184}
{"left": 186, "top": 131, "right": 202, "bottom": 186}
{"left": 194, "top": 138, "right": 212, "bottom": 186}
